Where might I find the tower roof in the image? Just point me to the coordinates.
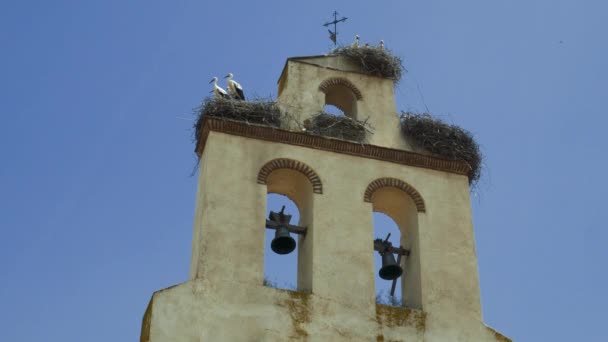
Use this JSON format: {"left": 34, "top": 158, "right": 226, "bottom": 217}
{"left": 278, "top": 54, "right": 368, "bottom": 85}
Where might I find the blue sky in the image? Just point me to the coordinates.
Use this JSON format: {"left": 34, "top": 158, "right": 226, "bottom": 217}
{"left": 1, "top": 1, "right": 607, "bottom": 341}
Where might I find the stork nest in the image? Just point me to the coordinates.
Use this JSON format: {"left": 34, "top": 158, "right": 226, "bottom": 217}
{"left": 332, "top": 46, "right": 404, "bottom": 82}
{"left": 305, "top": 112, "right": 372, "bottom": 142}
{"left": 194, "top": 97, "right": 282, "bottom": 148}
{"left": 400, "top": 112, "right": 482, "bottom": 184}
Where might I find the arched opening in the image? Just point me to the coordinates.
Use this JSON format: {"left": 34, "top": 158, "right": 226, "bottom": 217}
{"left": 263, "top": 168, "right": 314, "bottom": 293}
{"left": 264, "top": 193, "right": 299, "bottom": 291}
{"left": 324, "top": 83, "right": 358, "bottom": 118}
{"left": 373, "top": 212, "right": 402, "bottom": 306}
{"left": 318, "top": 78, "right": 362, "bottom": 119}
{"left": 370, "top": 186, "right": 422, "bottom": 309}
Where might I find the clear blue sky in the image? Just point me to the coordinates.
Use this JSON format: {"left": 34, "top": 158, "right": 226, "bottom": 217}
{"left": 1, "top": 1, "right": 607, "bottom": 341}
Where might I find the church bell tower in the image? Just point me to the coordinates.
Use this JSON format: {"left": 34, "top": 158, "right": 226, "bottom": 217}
{"left": 141, "top": 50, "right": 510, "bottom": 341}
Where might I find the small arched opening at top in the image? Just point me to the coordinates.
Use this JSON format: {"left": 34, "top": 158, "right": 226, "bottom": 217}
{"left": 258, "top": 158, "right": 323, "bottom": 293}
{"left": 319, "top": 77, "right": 362, "bottom": 119}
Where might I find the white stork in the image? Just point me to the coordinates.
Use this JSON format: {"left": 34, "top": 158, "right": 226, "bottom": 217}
{"left": 224, "top": 73, "right": 245, "bottom": 100}
{"left": 351, "top": 35, "right": 360, "bottom": 48}
{"left": 379, "top": 40, "right": 384, "bottom": 50}
{"left": 209, "top": 77, "right": 229, "bottom": 99}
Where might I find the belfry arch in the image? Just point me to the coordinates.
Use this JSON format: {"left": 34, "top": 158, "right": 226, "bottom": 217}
{"left": 258, "top": 158, "right": 322, "bottom": 293}
{"left": 365, "top": 177, "right": 424, "bottom": 309}
{"left": 257, "top": 158, "right": 323, "bottom": 195}
{"left": 318, "top": 77, "right": 362, "bottom": 118}
{"left": 364, "top": 177, "right": 426, "bottom": 212}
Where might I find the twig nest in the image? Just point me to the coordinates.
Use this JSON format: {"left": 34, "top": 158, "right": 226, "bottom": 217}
{"left": 400, "top": 112, "right": 482, "bottom": 184}
{"left": 332, "top": 46, "right": 404, "bottom": 82}
{"left": 307, "top": 113, "right": 372, "bottom": 142}
{"left": 194, "top": 98, "right": 282, "bottom": 149}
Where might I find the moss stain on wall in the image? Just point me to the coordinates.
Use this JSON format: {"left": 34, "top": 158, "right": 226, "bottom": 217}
{"left": 276, "top": 290, "right": 311, "bottom": 340}
{"left": 375, "top": 304, "right": 427, "bottom": 339}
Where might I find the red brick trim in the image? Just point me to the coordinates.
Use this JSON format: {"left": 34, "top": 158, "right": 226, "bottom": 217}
{"left": 195, "top": 117, "right": 471, "bottom": 179}
{"left": 257, "top": 158, "right": 323, "bottom": 194}
{"left": 318, "top": 77, "right": 363, "bottom": 100}
{"left": 364, "top": 178, "right": 426, "bottom": 212}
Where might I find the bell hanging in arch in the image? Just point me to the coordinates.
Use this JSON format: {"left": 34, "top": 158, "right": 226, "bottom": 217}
{"left": 271, "top": 226, "right": 296, "bottom": 255}
{"left": 379, "top": 252, "right": 403, "bottom": 280}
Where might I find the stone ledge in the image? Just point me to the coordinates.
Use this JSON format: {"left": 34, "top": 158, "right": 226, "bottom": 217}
{"left": 195, "top": 117, "right": 471, "bottom": 178}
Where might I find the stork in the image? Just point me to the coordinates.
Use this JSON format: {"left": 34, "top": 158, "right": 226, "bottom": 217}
{"left": 209, "top": 77, "right": 229, "bottom": 99}
{"left": 351, "top": 35, "right": 360, "bottom": 48}
{"left": 379, "top": 40, "right": 384, "bottom": 50}
{"left": 224, "top": 73, "right": 246, "bottom": 100}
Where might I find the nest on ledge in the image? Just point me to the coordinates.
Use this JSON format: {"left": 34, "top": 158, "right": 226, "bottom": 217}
{"left": 305, "top": 112, "right": 372, "bottom": 143}
{"left": 332, "top": 46, "right": 404, "bottom": 82}
{"left": 194, "top": 97, "right": 282, "bottom": 148}
{"left": 400, "top": 112, "right": 482, "bottom": 184}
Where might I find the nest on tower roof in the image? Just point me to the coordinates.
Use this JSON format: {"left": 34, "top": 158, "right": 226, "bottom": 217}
{"left": 332, "top": 46, "right": 404, "bottom": 82}
{"left": 194, "top": 97, "right": 282, "bottom": 148}
{"left": 400, "top": 112, "right": 483, "bottom": 185}
{"left": 305, "top": 112, "right": 372, "bottom": 143}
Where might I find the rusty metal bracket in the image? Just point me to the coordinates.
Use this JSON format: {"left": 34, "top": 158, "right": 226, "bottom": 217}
{"left": 265, "top": 206, "right": 307, "bottom": 235}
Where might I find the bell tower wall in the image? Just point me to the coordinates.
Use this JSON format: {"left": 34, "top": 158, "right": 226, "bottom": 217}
{"left": 142, "top": 127, "right": 508, "bottom": 341}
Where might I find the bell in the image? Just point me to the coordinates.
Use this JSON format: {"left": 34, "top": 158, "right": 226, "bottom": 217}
{"left": 379, "top": 252, "right": 403, "bottom": 280}
{"left": 271, "top": 226, "right": 296, "bottom": 255}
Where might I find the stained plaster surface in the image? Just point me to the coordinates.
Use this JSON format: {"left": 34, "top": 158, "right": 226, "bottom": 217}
{"left": 142, "top": 131, "right": 510, "bottom": 341}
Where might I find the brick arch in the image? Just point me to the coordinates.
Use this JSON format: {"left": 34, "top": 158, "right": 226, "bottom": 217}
{"left": 364, "top": 178, "right": 426, "bottom": 212}
{"left": 257, "top": 158, "right": 323, "bottom": 194}
{"left": 318, "top": 77, "right": 363, "bottom": 100}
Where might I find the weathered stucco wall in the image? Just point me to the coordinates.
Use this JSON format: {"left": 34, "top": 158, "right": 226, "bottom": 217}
{"left": 143, "top": 279, "right": 428, "bottom": 341}
{"left": 141, "top": 131, "right": 510, "bottom": 341}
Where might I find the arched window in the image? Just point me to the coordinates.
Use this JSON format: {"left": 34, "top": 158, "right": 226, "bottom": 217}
{"left": 264, "top": 194, "right": 299, "bottom": 291}
{"left": 366, "top": 178, "right": 424, "bottom": 309}
{"left": 258, "top": 159, "right": 321, "bottom": 293}
{"left": 373, "top": 212, "right": 403, "bottom": 306}
{"left": 319, "top": 77, "right": 362, "bottom": 119}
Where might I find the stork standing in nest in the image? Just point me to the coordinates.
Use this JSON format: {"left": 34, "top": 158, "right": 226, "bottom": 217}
{"left": 225, "top": 73, "right": 246, "bottom": 100}
{"left": 209, "top": 77, "right": 229, "bottom": 99}
{"left": 351, "top": 35, "right": 360, "bottom": 48}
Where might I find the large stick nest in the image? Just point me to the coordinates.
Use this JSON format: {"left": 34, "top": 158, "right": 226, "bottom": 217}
{"left": 194, "top": 97, "right": 282, "bottom": 147}
{"left": 400, "top": 112, "right": 482, "bottom": 184}
{"left": 332, "top": 46, "right": 404, "bottom": 82}
{"left": 305, "top": 113, "right": 372, "bottom": 142}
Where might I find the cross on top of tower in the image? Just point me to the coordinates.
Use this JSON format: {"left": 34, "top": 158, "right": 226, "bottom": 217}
{"left": 323, "top": 10, "right": 348, "bottom": 46}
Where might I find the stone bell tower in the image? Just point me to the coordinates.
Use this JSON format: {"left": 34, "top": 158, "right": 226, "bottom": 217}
{"left": 141, "top": 52, "right": 510, "bottom": 341}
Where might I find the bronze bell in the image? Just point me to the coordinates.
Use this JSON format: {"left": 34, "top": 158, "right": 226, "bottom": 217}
{"left": 271, "top": 226, "right": 296, "bottom": 255}
{"left": 379, "top": 252, "right": 403, "bottom": 280}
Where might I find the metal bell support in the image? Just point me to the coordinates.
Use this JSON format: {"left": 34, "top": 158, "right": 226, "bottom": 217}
{"left": 265, "top": 206, "right": 308, "bottom": 255}
{"left": 373, "top": 233, "right": 409, "bottom": 294}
